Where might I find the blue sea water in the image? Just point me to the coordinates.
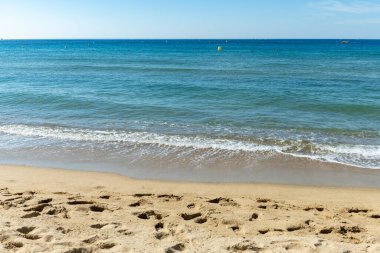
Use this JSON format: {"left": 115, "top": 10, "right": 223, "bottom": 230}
{"left": 0, "top": 40, "right": 379, "bottom": 183}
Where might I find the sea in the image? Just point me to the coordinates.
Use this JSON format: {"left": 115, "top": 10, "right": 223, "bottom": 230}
{"left": 0, "top": 40, "right": 379, "bottom": 186}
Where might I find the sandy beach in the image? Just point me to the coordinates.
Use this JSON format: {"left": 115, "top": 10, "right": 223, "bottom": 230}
{"left": 0, "top": 165, "right": 379, "bottom": 252}
{"left": 2, "top": 1, "right": 380, "bottom": 252}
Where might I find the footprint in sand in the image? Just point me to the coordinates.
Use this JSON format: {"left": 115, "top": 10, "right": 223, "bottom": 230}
{"left": 57, "top": 227, "right": 72, "bottom": 234}
{"left": 180, "top": 212, "right": 202, "bottom": 220}
{"left": 319, "top": 227, "right": 334, "bottom": 234}
{"left": 38, "top": 198, "right": 53, "bottom": 204}
{"left": 12, "top": 230, "right": 39, "bottom": 243}
{"left": 339, "top": 226, "right": 363, "bottom": 234}
{"left": 187, "top": 203, "right": 195, "bottom": 209}
{"left": 118, "top": 229, "right": 134, "bottom": 236}
{"left": 305, "top": 219, "right": 314, "bottom": 226}
{"left": 230, "top": 225, "right": 240, "bottom": 232}
{"left": 258, "top": 229, "right": 270, "bottom": 234}
{"left": 180, "top": 212, "right": 207, "bottom": 224}
{"left": 304, "top": 206, "right": 324, "bottom": 212}
{"left": 83, "top": 235, "right": 98, "bottom": 244}
{"left": 284, "top": 242, "right": 315, "bottom": 252}
{"left": 4, "top": 241, "right": 23, "bottom": 250}
{"left": 89, "top": 204, "right": 106, "bottom": 212}
{"left": 23, "top": 191, "right": 36, "bottom": 196}
{"left": 155, "top": 232, "right": 169, "bottom": 240}
{"left": 16, "top": 226, "right": 36, "bottom": 234}
{"left": 157, "top": 194, "right": 182, "bottom": 201}
{"left": 4, "top": 196, "right": 22, "bottom": 202}
{"left": 347, "top": 208, "right": 369, "bottom": 214}
{"left": 90, "top": 223, "right": 108, "bottom": 229}
{"left": 97, "top": 242, "right": 116, "bottom": 249}
{"left": 194, "top": 217, "right": 207, "bottom": 224}
{"left": 64, "top": 248, "right": 92, "bottom": 253}
{"left": 24, "top": 203, "right": 51, "bottom": 212}
{"left": 155, "top": 222, "right": 164, "bottom": 231}
{"left": 53, "top": 191, "right": 68, "bottom": 195}
{"left": 256, "top": 198, "right": 271, "bottom": 203}
{"left": 45, "top": 206, "right": 68, "bottom": 216}
{"left": 21, "top": 212, "right": 40, "bottom": 218}
{"left": 133, "top": 193, "right": 154, "bottom": 197}
{"left": 165, "top": 243, "right": 186, "bottom": 252}
{"left": 67, "top": 200, "right": 94, "bottom": 205}
{"left": 24, "top": 234, "right": 41, "bottom": 240}
{"left": 129, "top": 199, "right": 149, "bottom": 207}
{"left": 249, "top": 213, "right": 259, "bottom": 221}
{"left": 135, "top": 210, "right": 162, "bottom": 220}
{"left": 287, "top": 225, "right": 303, "bottom": 232}
{"left": 207, "top": 197, "right": 237, "bottom": 206}
{"left": 227, "top": 241, "right": 261, "bottom": 252}
{"left": 3, "top": 194, "right": 33, "bottom": 207}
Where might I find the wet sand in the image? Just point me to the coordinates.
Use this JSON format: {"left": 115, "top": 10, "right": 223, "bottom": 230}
{"left": 1, "top": 165, "right": 380, "bottom": 252}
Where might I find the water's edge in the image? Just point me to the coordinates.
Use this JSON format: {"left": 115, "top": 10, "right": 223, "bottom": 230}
{"left": 1, "top": 40, "right": 379, "bottom": 187}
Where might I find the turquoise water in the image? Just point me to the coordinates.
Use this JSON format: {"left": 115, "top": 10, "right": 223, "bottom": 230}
{"left": 0, "top": 40, "right": 379, "bottom": 181}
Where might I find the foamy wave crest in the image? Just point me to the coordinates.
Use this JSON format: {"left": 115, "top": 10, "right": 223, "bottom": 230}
{"left": 0, "top": 124, "right": 276, "bottom": 152}
{"left": 0, "top": 124, "right": 379, "bottom": 169}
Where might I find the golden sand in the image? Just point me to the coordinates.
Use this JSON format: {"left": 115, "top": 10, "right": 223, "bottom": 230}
{"left": 0, "top": 165, "right": 380, "bottom": 252}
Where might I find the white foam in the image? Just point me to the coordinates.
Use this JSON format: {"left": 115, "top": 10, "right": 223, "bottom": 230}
{"left": 0, "top": 124, "right": 379, "bottom": 169}
{"left": 321, "top": 144, "right": 380, "bottom": 158}
{"left": 0, "top": 124, "right": 275, "bottom": 152}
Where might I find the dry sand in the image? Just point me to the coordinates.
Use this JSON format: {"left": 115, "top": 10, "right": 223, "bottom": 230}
{"left": 0, "top": 165, "right": 380, "bottom": 253}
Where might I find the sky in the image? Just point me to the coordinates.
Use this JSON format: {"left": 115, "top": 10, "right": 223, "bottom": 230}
{"left": 0, "top": 0, "right": 379, "bottom": 39}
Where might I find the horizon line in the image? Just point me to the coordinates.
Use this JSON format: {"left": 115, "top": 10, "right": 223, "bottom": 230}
{"left": 1, "top": 38, "right": 380, "bottom": 40}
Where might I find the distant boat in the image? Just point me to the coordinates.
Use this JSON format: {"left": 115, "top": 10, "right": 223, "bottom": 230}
{"left": 340, "top": 41, "right": 349, "bottom": 44}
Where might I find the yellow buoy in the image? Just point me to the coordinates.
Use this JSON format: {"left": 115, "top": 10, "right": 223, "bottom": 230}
{"left": 217, "top": 46, "right": 222, "bottom": 52}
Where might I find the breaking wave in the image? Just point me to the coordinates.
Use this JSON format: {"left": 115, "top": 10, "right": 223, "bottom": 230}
{"left": 0, "top": 124, "right": 379, "bottom": 169}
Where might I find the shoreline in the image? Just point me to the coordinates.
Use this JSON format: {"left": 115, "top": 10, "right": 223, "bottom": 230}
{"left": 0, "top": 162, "right": 379, "bottom": 189}
{"left": 2, "top": 157, "right": 380, "bottom": 189}
{"left": 1, "top": 165, "right": 380, "bottom": 252}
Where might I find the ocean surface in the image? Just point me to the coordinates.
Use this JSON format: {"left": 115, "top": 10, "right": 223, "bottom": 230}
{"left": 0, "top": 40, "right": 379, "bottom": 185}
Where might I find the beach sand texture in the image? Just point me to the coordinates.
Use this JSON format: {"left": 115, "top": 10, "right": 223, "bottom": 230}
{"left": 1, "top": 165, "right": 380, "bottom": 253}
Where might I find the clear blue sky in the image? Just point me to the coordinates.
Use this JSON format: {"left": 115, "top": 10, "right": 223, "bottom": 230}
{"left": 1, "top": 0, "right": 379, "bottom": 39}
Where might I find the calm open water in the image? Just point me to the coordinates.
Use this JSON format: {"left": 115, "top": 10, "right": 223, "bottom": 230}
{"left": 0, "top": 40, "right": 379, "bottom": 184}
